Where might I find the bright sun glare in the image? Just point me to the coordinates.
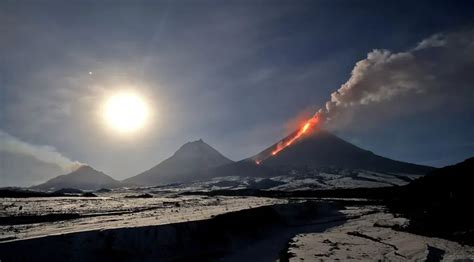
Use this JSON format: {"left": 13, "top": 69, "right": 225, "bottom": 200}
{"left": 103, "top": 91, "right": 150, "bottom": 133}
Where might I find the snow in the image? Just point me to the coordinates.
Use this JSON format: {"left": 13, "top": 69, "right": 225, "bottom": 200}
{"left": 177, "top": 169, "right": 420, "bottom": 191}
{"left": 1, "top": 194, "right": 473, "bottom": 261}
{"left": 287, "top": 207, "right": 474, "bottom": 261}
{"left": 222, "top": 169, "right": 419, "bottom": 191}
{"left": 105, "top": 168, "right": 424, "bottom": 193}
{"left": 0, "top": 190, "right": 286, "bottom": 242}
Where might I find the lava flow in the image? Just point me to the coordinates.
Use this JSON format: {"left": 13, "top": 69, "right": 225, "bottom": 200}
{"left": 255, "top": 113, "right": 321, "bottom": 165}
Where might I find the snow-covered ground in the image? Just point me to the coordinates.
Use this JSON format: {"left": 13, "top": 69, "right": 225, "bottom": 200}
{"left": 287, "top": 208, "right": 474, "bottom": 261}
{"left": 155, "top": 169, "right": 422, "bottom": 192}
{"left": 0, "top": 190, "right": 285, "bottom": 242}
{"left": 1, "top": 193, "right": 473, "bottom": 261}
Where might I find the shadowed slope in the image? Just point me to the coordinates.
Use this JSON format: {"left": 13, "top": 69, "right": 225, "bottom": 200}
{"left": 253, "top": 130, "right": 434, "bottom": 175}
{"left": 125, "top": 139, "right": 233, "bottom": 186}
{"left": 33, "top": 165, "right": 120, "bottom": 191}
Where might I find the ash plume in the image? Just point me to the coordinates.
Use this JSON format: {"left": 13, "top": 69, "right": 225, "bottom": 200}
{"left": 317, "top": 30, "right": 474, "bottom": 128}
{"left": 0, "top": 130, "right": 82, "bottom": 173}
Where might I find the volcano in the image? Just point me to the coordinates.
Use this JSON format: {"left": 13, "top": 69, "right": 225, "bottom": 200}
{"left": 124, "top": 139, "right": 233, "bottom": 186}
{"left": 252, "top": 129, "right": 434, "bottom": 175}
{"left": 33, "top": 165, "right": 121, "bottom": 191}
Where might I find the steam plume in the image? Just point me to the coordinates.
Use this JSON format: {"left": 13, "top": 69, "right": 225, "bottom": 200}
{"left": 0, "top": 130, "right": 82, "bottom": 172}
{"left": 317, "top": 30, "right": 474, "bottom": 127}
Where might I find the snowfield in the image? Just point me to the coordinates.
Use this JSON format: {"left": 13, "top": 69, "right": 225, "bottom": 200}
{"left": 1, "top": 164, "right": 472, "bottom": 262}
{"left": 0, "top": 190, "right": 286, "bottom": 242}
{"left": 1, "top": 192, "right": 473, "bottom": 261}
{"left": 287, "top": 208, "right": 474, "bottom": 261}
{"left": 153, "top": 168, "right": 423, "bottom": 192}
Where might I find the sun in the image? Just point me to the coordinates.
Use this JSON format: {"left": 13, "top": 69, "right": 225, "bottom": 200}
{"left": 103, "top": 91, "right": 150, "bottom": 133}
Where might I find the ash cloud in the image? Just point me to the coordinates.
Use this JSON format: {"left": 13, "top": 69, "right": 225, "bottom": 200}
{"left": 0, "top": 130, "right": 82, "bottom": 173}
{"left": 318, "top": 30, "right": 474, "bottom": 129}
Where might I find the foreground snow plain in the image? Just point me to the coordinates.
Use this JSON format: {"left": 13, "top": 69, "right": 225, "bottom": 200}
{"left": 1, "top": 178, "right": 473, "bottom": 261}
{"left": 0, "top": 189, "right": 285, "bottom": 242}
{"left": 288, "top": 207, "right": 474, "bottom": 261}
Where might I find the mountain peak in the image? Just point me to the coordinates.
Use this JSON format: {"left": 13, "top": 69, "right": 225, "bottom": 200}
{"left": 184, "top": 138, "right": 205, "bottom": 146}
{"left": 75, "top": 165, "right": 94, "bottom": 172}
{"left": 174, "top": 139, "right": 216, "bottom": 156}
{"left": 33, "top": 165, "right": 120, "bottom": 191}
{"left": 124, "top": 140, "right": 234, "bottom": 186}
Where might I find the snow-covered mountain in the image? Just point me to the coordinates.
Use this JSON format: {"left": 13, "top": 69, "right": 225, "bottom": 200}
{"left": 124, "top": 139, "right": 233, "bottom": 186}
{"left": 33, "top": 165, "right": 121, "bottom": 191}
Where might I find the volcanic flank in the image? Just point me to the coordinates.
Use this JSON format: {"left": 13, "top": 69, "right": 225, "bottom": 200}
{"left": 33, "top": 165, "right": 121, "bottom": 191}
{"left": 252, "top": 128, "right": 434, "bottom": 175}
{"left": 124, "top": 139, "right": 234, "bottom": 186}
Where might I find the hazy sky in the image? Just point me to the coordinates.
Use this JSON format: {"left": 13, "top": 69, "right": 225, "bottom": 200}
{"left": 1, "top": 0, "right": 474, "bottom": 185}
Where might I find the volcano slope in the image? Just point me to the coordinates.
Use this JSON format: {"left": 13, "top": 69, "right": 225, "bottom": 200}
{"left": 253, "top": 129, "right": 433, "bottom": 175}
{"left": 33, "top": 165, "right": 121, "bottom": 191}
{"left": 196, "top": 130, "right": 434, "bottom": 191}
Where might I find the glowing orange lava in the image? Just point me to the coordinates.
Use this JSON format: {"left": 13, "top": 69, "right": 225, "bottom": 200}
{"left": 254, "top": 113, "right": 321, "bottom": 165}
{"left": 271, "top": 117, "right": 317, "bottom": 155}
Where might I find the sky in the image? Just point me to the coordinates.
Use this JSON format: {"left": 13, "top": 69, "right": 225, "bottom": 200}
{"left": 1, "top": 0, "right": 474, "bottom": 186}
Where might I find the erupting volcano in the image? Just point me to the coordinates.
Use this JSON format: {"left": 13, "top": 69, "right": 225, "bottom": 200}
{"left": 251, "top": 128, "right": 433, "bottom": 175}
{"left": 256, "top": 113, "right": 322, "bottom": 164}
{"left": 247, "top": 110, "right": 433, "bottom": 176}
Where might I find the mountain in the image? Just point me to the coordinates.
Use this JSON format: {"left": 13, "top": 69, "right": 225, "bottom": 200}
{"left": 124, "top": 139, "right": 234, "bottom": 186}
{"left": 33, "top": 165, "right": 121, "bottom": 191}
{"left": 388, "top": 157, "right": 474, "bottom": 244}
{"left": 408, "top": 157, "right": 474, "bottom": 192}
{"left": 203, "top": 159, "right": 285, "bottom": 181}
{"left": 252, "top": 129, "right": 434, "bottom": 175}
{"left": 208, "top": 159, "right": 283, "bottom": 178}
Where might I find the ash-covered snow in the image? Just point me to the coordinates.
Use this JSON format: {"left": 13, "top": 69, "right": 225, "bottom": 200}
{"left": 158, "top": 168, "right": 423, "bottom": 192}
{"left": 0, "top": 188, "right": 285, "bottom": 242}
{"left": 1, "top": 193, "right": 473, "bottom": 261}
{"left": 287, "top": 207, "right": 474, "bottom": 261}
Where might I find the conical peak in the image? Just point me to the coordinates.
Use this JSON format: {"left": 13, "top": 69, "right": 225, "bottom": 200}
{"left": 75, "top": 165, "right": 93, "bottom": 172}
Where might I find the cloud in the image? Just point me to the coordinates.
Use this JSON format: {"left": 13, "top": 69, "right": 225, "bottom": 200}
{"left": 0, "top": 130, "right": 82, "bottom": 173}
{"left": 318, "top": 30, "right": 474, "bottom": 129}
{"left": 414, "top": 33, "right": 447, "bottom": 50}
